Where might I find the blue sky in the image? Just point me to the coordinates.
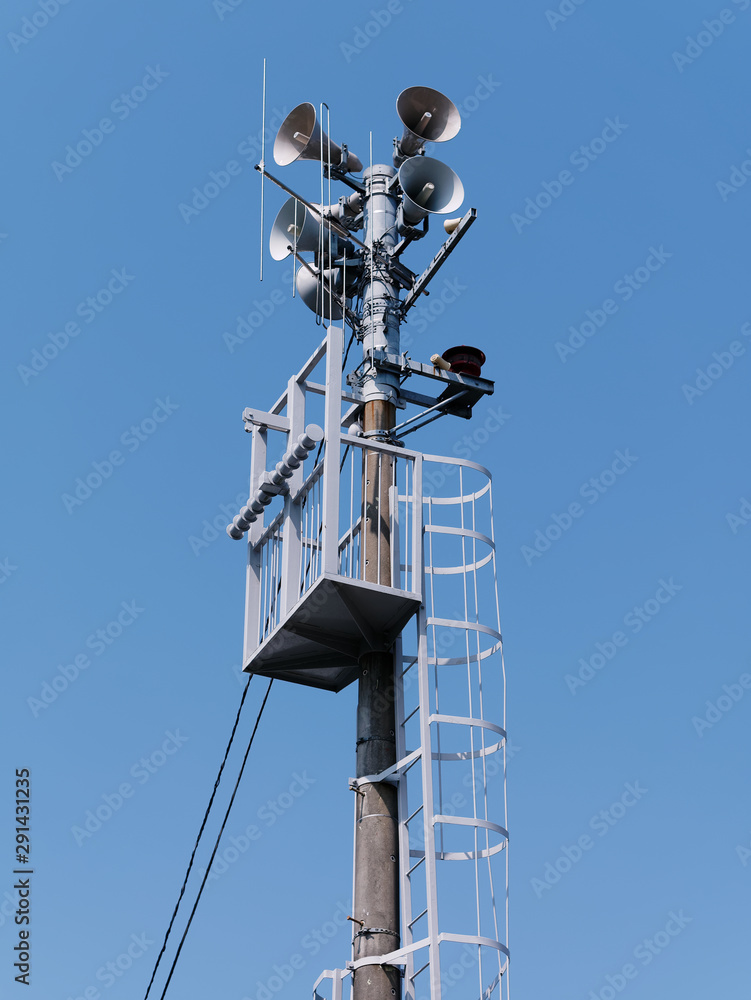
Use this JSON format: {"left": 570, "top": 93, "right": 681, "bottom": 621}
{"left": 2, "top": 1, "right": 749, "bottom": 999}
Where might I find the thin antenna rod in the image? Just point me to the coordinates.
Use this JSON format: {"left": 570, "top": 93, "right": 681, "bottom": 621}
{"left": 259, "top": 58, "right": 267, "bottom": 282}
{"left": 368, "top": 129, "right": 374, "bottom": 356}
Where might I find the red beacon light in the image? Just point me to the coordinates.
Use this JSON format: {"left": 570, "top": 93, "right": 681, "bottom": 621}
{"left": 441, "top": 345, "right": 486, "bottom": 377}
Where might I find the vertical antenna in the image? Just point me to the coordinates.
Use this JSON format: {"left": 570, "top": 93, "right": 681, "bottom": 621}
{"left": 259, "top": 57, "right": 267, "bottom": 282}
{"left": 324, "top": 103, "right": 332, "bottom": 324}
{"left": 368, "top": 129, "right": 373, "bottom": 357}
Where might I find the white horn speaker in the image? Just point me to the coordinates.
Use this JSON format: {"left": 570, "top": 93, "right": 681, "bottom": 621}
{"left": 269, "top": 197, "right": 327, "bottom": 261}
{"left": 398, "top": 156, "right": 464, "bottom": 227}
{"left": 296, "top": 266, "right": 349, "bottom": 321}
{"left": 395, "top": 86, "right": 461, "bottom": 162}
{"left": 274, "top": 103, "right": 363, "bottom": 173}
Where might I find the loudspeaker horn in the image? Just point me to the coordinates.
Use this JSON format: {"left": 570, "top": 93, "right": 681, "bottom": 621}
{"left": 274, "top": 103, "right": 363, "bottom": 173}
{"left": 395, "top": 86, "right": 461, "bottom": 163}
{"left": 269, "top": 197, "right": 329, "bottom": 261}
{"left": 296, "top": 266, "right": 351, "bottom": 321}
{"left": 398, "top": 156, "right": 464, "bottom": 227}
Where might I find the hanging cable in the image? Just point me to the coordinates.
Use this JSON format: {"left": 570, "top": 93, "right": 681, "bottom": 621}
{"left": 142, "top": 675, "right": 256, "bottom": 1000}
{"left": 342, "top": 327, "right": 356, "bottom": 372}
{"left": 142, "top": 677, "right": 274, "bottom": 1000}
{"left": 156, "top": 678, "right": 273, "bottom": 1000}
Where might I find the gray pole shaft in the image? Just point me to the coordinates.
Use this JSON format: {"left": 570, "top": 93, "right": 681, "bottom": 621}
{"left": 353, "top": 166, "right": 401, "bottom": 1000}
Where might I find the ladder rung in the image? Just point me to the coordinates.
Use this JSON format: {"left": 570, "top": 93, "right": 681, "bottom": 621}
{"left": 410, "top": 961, "right": 430, "bottom": 982}
{"left": 405, "top": 803, "right": 424, "bottom": 824}
{"left": 407, "top": 854, "right": 426, "bottom": 876}
{"left": 407, "top": 906, "right": 428, "bottom": 929}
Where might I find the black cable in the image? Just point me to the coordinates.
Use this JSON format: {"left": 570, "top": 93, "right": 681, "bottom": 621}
{"left": 156, "top": 678, "right": 274, "bottom": 1000}
{"left": 342, "top": 327, "right": 356, "bottom": 372}
{"left": 142, "top": 674, "right": 255, "bottom": 1000}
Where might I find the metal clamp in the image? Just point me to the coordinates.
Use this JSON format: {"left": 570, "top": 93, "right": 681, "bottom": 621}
{"left": 353, "top": 927, "right": 399, "bottom": 940}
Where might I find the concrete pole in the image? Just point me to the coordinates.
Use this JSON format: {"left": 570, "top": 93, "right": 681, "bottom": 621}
{"left": 352, "top": 165, "right": 401, "bottom": 1000}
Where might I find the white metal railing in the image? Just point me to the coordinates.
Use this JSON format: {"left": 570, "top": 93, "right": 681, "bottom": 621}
{"left": 337, "top": 439, "right": 419, "bottom": 594}
{"left": 251, "top": 439, "right": 421, "bottom": 649}
{"left": 299, "top": 461, "right": 325, "bottom": 601}
{"left": 243, "top": 326, "right": 428, "bottom": 664}
{"left": 256, "top": 510, "right": 284, "bottom": 644}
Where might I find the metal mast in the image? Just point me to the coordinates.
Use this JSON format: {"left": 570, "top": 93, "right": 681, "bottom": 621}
{"left": 354, "top": 162, "right": 401, "bottom": 1000}
{"left": 226, "top": 85, "right": 510, "bottom": 1000}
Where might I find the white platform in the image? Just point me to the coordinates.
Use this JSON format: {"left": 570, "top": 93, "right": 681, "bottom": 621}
{"left": 244, "top": 574, "right": 421, "bottom": 692}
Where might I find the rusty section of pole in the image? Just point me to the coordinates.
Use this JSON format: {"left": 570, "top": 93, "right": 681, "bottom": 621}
{"left": 353, "top": 397, "right": 400, "bottom": 1000}
{"left": 362, "top": 400, "right": 396, "bottom": 586}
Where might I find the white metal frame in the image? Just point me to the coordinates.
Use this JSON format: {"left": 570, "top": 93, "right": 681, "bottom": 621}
{"left": 242, "top": 327, "right": 423, "bottom": 668}
{"left": 239, "top": 328, "right": 510, "bottom": 1000}
{"left": 316, "top": 455, "right": 509, "bottom": 1000}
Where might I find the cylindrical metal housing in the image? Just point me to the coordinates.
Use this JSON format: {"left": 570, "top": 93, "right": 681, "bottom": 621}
{"left": 361, "top": 165, "right": 400, "bottom": 408}
{"left": 353, "top": 166, "right": 403, "bottom": 1000}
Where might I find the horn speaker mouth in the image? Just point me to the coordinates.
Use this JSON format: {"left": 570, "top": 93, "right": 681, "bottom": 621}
{"left": 397, "top": 86, "right": 461, "bottom": 145}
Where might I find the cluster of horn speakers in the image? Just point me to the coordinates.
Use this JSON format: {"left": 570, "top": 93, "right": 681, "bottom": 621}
{"left": 268, "top": 86, "right": 465, "bottom": 319}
